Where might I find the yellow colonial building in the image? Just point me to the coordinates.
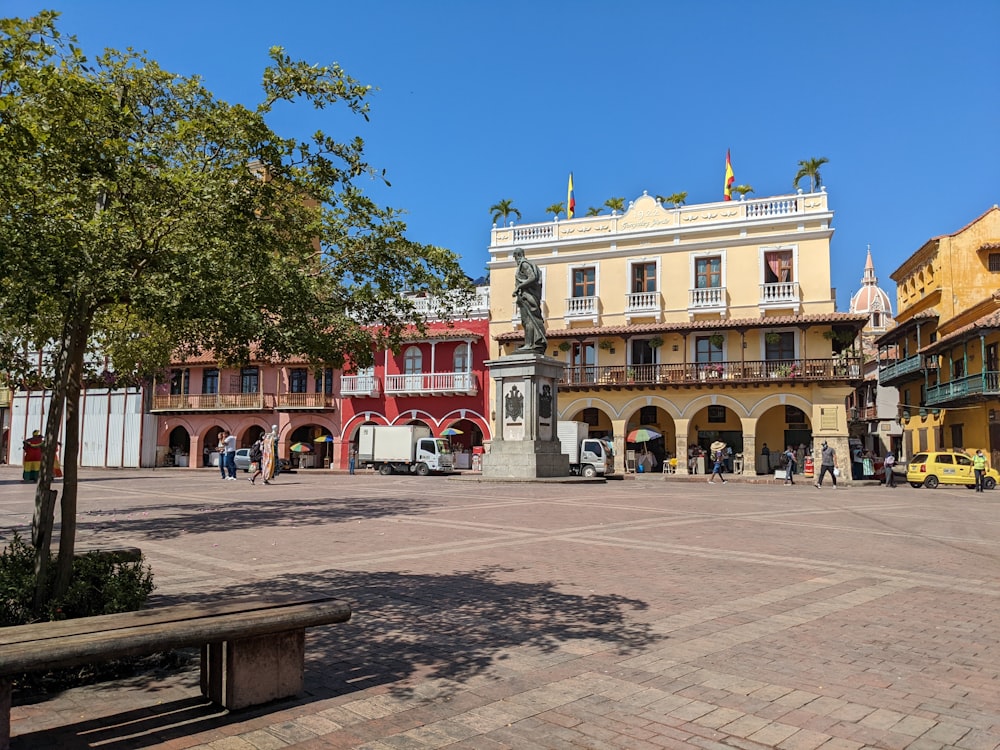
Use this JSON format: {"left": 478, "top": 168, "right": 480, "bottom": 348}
{"left": 876, "top": 206, "right": 1000, "bottom": 463}
{"left": 488, "top": 189, "right": 866, "bottom": 477}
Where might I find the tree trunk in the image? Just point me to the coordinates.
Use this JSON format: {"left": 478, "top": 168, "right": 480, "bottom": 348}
{"left": 53, "top": 317, "right": 88, "bottom": 598}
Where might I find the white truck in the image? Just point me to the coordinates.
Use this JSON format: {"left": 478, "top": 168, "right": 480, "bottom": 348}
{"left": 358, "top": 425, "right": 454, "bottom": 476}
{"left": 558, "top": 421, "right": 615, "bottom": 477}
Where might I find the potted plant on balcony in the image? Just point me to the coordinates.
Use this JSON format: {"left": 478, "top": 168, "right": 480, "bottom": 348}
{"left": 774, "top": 364, "right": 791, "bottom": 378}
{"left": 765, "top": 332, "right": 781, "bottom": 345}
{"left": 558, "top": 341, "right": 571, "bottom": 352}
{"left": 599, "top": 339, "right": 615, "bottom": 352}
{"left": 648, "top": 336, "right": 663, "bottom": 349}
{"left": 709, "top": 333, "right": 725, "bottom": 349}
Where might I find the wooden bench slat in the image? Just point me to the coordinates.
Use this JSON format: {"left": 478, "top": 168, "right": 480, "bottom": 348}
{"left": 0, "top": 599, "right": 351, "bottom": 675}
{"left": 0, "top": 596, "right": 340, "bottom": 646}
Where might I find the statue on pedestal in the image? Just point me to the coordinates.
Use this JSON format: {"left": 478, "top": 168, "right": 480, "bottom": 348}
{"left": 512, "top": 247, "right": 547, "bottom": 355}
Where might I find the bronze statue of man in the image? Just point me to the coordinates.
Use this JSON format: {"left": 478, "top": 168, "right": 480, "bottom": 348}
{"left": 512, "top": 247, "right": 547, "bottom": 354}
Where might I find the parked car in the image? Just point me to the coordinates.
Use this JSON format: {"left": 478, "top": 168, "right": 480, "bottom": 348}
{"left": 233, "top": 448, "right": 290, "bottom": 474}
{"left": 906, "top": 451, "right": 998, "bottom": 489}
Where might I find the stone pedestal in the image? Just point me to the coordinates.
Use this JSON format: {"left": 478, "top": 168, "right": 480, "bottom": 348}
{"left": 482, "top": 353, "right": 570, "bottom": 479}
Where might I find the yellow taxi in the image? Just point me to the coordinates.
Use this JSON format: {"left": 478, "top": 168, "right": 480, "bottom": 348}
{"left": 906, "top": 451, "right": 998, "bottom": 490}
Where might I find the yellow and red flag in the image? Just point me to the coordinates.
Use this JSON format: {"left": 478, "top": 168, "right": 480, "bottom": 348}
{"left": 567, "top": 172, "right": 576, "bottom": 218}
{"left": 723, "top": 149, "right": 735, "bottom": 201}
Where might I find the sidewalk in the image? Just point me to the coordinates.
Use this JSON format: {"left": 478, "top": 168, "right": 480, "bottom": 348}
{"left": 2, "top": 467, "right": 999, "bottom": 749}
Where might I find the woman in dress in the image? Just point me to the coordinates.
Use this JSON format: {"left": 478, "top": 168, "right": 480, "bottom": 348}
{"left": 22, "top": 430, "right": 43, "bottom": 482}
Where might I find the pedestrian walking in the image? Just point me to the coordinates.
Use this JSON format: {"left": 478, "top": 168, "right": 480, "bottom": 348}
{"left": 783, "top": 445, "right": 796, "bottom": 485}
{"left": 248, "top": 439, "right": 264, "bottom": 485}
{"left": 883, "top": 451, "right": 896, "bottom": 487}
{"left": 21, "top": 430, "right": 43, "bottom": 482}
{"left": 708, "top": 450, "right": 727, "bottom": 484}
{"left": 973, "top": 449, "right": 988, "bottom": 492}
{"left": 224, "top": 430, "right": 237, "bottom": 480}
{"left": 348, "top": 446, "right": 357, "bottom": 475}
{"left": 217, "top": 432, "right": 227, "bottom": 479}
{"left": 815, "top": 440, "right": 838, "bottom": 489}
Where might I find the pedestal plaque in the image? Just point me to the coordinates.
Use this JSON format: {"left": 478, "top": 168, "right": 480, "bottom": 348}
{"left": 482, "top": 353, "right": 570, "bottom": 479}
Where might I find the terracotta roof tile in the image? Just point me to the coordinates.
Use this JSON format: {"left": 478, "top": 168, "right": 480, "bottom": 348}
{"left": 494, "top": 312, "right": 868, "bottom": 342}
{"left": 920, "top": 309, "right": 1000, "bottom": 354}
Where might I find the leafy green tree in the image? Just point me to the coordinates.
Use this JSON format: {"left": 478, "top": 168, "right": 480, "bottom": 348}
{"left": 490, "top": 199, "right": 521, "bottom": 225}
{"left": 604, "top": 197, "right": 625, "bottom": 213}
{"left": 734, "top": 184, "right": 755, "bottom": 198}
{"left": 793, "top": 157, "right": 829, "bottom": 192}
{"left": 585, "top": 207, "right": 602, "bottom": 216}
{"left": 0, "top": 13, "right": 468, "bottom": 603}
{"left": 545, "top": 202, "right": 565, "bottom": 219}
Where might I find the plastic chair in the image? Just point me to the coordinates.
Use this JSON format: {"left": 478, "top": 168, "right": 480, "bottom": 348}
{"left": 625, "top": 450, "right": 637, "bottom": 474}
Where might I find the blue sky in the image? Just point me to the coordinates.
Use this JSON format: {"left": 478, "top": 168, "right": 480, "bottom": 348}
{"left": 8, "top": 1, "right": 1000, "bottom": 309}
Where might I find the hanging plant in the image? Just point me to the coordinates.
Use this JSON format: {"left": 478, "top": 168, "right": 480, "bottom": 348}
{"left": 822, "top": 329, "right": 836, "bottom": 341}
{"left": 709, "top": 333, "right": 725, "bottom": 349}
{"left": 598, "top": 339, "right": 615, "bottom": 351}
{"left": 648, "top": 336, "right": 663, "bottom": 349}
{"left": 765, "top": 332, "right": 781, "bottom": 345}
{"left": 558, "top": 341, "right": 571, "bottom": 352}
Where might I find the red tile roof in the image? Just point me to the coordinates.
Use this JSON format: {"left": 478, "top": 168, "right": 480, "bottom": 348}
{"left": 494, "top": 312, "right": 868, "bottom": 342}
{"left": 919, "top": 309, "right": 1000, "bottom": 354}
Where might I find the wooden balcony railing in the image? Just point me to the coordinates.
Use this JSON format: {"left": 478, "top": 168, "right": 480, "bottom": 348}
{"left": 383, "top": 371, "right": 479, "bottom": 396}
{"left": 878, "top": 354, "right": 922, "bottom": 384}
{"left": 275, "top": 393, "right": 336, "bottom": 409}
{"left": 561, "top": 358, "right": 862, "bottom": 388}
{"left": 925, "top": 370, "right": 1000, "bottom": 406}
{"left": 151, "top": 393, "right": 272, "bottom": 411}
{"left": 340, "top": 375, "right": 381, "bottom": 398}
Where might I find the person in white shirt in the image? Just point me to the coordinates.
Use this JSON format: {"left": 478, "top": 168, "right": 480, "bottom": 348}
{"left": 224, "top": 431, "right": 238, "bottom": 479}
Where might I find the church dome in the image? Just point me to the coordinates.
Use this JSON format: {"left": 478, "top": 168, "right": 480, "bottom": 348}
{"left": 849, "top": 247, "right": 894, "bottom": 332}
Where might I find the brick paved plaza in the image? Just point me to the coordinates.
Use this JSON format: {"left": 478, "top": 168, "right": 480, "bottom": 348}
{"left": 2, "top": 468, "right": 1000, "bottom": 750}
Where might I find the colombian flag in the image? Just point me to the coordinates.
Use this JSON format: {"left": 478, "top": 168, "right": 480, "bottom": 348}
{"left": 723, "top": 149, "right": 735, "bottom": 201}
{"left": 567, "top": 172, "right": 576, "bottom": 218}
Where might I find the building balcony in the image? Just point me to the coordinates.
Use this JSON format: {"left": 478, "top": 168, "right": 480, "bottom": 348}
{"left": 564, "top": 296, "right": 599, "bottom": 323}
{"left": 150, "top": 392, "right": 272, "bottom": 413}
{"left": 408, "top": 287, "right": 490, "bottom": 321}
{"left": 383, "top": 371, "right": 479, "bottom": 397}
{"left": 850, "top": 404, "right": 880, "bottom": 422}
{"left": 560, "top": 358, "right": 861, "bottom": 389}
{"left": 878, "top": 354, "right": 933, "bottom": 386}
{"left": 759, "top": 281, "right": 800, "bottom": 311}
{"left": 340, "top": 375, "right": 381, "bottom": 398}
{"left": 274, "top": 393, "right": 336, "bottom": 411}
{"left": 925, "top": 371, "right": 1000, "bottom": 407}
{"left": 688, "top": 287, "right": 726, "bottom": 316}
{"left": 625, "top": 291, "right": 662, "bottom": 322}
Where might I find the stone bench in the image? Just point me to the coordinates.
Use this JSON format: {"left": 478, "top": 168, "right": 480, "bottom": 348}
{"left": 0, "top": 595, "right": 352, "bottom": 749}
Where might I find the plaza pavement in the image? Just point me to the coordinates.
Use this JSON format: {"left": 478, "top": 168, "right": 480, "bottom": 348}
{"left": 2, "top": 466, "right": 1000, "bottom": 750}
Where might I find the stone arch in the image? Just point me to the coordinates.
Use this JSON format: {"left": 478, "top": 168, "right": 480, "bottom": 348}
{"left": 744, "top": 392, "right": 815, "bottom": 420}
{"left": 679, "top": 393, "right": 752, "bottom": 420}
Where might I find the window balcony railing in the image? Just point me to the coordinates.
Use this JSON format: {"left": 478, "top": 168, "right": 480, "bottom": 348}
{"left": 340, "top": 375, "right": 381, "bottom": 398}
{"left": 878, "top": 354, "right": 923, "bottom": 385}
{"left": 560, "top": 358, "right": 862, "bottom": 388}
{"left": 625, "top": 291, "right": 661, "bottom": 318}
{"left": 383, "top": 371, "right": 479, "bottom": 396}
{"left": 150, "top": 392, "right": 272, "bottom": 411}
{"left": 688, "top": 287, "right": 726, "bottom": 310}
{"left": 759, "top": 281, "right": 800, "bottom": 306}
{"left": 275, "top": 393, "right": 336, "bottom": 410}
{"left": 925, "top": 371, "right": 1000, "bottom": 407}
{"left": 564, "top": 296, "right": 599, "bottom": 320}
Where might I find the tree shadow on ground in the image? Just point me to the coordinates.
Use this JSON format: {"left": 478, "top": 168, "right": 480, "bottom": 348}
{"left": 14, "top": 564, "right": 661, "bottom": 749}
{"left": 69, "top": 494, "right": 438, "bottom": 540}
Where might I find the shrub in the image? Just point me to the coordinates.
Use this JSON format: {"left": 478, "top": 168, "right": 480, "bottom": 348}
{"left": 0, "top": 532, "right": 155, "bottom": 627}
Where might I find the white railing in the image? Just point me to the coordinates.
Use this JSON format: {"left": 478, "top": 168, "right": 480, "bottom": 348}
{"left": 384, "top": 371, "right": 479, "bottom": 395}
{"left": 489, "top": 190, "right": 827, "bottom": 248}
{"left": 688, "top": 287, "right": 726, "bottom": 308}
{"left": 759, "top": 281, "right": 800, "bottom": 305}
{"left": 340, "top": 375, "right": 381, "bottom": 397}
{"left": 626, "top": 291, "right": 660, "bottom": 314}
{"left": 407, "top": 287, "right": 490, "bottom": 321}
{"left": 511, "top": 224, "right": 555, "bottom": 243}
{"left": 564, "top": 296, "right": 598, "bottom": 318}
{"left": 745, "top": 197, "right": 800, "bottom": 218}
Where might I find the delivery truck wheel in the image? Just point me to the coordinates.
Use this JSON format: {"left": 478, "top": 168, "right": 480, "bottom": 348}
{"left": 416, "top": 462, "right": 430, "bottom": 477}
{"left": 582, "top": 464, "right": 597, "bottom": 478}
{"left": 378, "top": 464, "right": 393, "bottom": 476}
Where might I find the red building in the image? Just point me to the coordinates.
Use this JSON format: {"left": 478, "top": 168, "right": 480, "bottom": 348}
{"left": 338, "top": 288, "right": 492, "bottom": 470}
